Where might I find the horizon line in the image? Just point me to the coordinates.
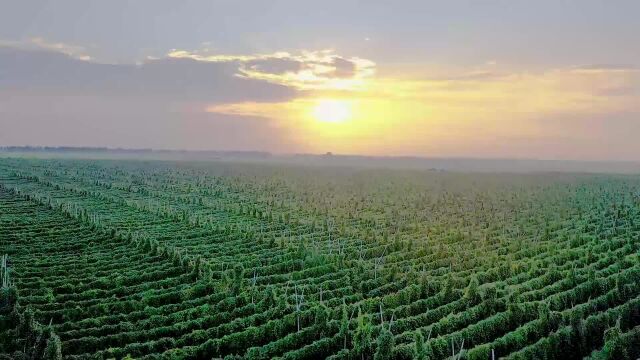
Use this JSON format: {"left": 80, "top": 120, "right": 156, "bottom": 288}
{"left": 2, "top": 145, "right": 640, "bottom": 165}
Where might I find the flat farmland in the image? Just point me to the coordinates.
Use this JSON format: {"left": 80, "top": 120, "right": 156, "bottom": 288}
{"left": 1, "top": 157, "right": 639, "bottom": 359}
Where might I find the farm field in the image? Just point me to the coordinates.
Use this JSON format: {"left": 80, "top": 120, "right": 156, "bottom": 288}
{"left": 1, "top": 157, "right": 640, "bottom": 359}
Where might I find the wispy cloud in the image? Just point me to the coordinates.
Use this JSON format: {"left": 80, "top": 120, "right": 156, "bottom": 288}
{"left": 0, "top": 37, "right": 93, "bottom": 61}
{"left": 0, "top": 45, "right": 296, "bottom": 104}
{"left": 568, "top": 64, "right": 638, "bottom": 75}
{"left": 167, "top": 48, "right": 375, "bottom": 90}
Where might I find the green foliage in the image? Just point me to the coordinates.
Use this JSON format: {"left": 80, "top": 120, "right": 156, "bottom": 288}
{"left": 464, "top": 276, "right": 480, "bottom": 304}
{"left": 413, "top": 331, "right": 425, "bottom": 360}
{"left": 374, "top": 326, "right": 394, "bottom": 360}
{"left": 43, "top": 333, "right": 62, "bottom": 360}
{"left": 339, "top": 302, "right": 350, "bottom": 349}
{"left": 2, "top": 158, "right": 640, "bottom": 359}
{"left": 354, "top": 309, "right": 374, "bottom": 359}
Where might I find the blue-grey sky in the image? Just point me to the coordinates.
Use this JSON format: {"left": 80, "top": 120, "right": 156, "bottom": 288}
{"left": 1, "top": 1, "right": 639, "bottom": 160}
{"left": 3, "top": 1, "right": 639, "bottom": 66}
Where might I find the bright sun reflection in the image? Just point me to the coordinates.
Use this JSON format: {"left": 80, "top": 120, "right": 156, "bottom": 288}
{"left": 311, "top": 99, "right": 352, "bottom": 123}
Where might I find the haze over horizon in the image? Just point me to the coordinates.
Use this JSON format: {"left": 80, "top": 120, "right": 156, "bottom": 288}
{"left": 2, "top": 1, "right": 640, "bottom": 161}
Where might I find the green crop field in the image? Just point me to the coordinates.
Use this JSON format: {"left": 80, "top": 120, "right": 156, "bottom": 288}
{"left": 1, "top": 157, "right": 639, "bottom": 359}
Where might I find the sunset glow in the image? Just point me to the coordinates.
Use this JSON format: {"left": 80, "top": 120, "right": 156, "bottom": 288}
{"left": 311, "top": 99, "right": 353, "bottom": 123}
{"left": 2, "top": 1, "right": 639, "bottom": 160}
{"left": 3, "top": 3, "right": 640, "bottom": 358}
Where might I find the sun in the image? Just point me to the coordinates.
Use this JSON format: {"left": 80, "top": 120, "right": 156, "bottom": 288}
{"left": 311, "top": 99, "right": 352, "bottom": 123}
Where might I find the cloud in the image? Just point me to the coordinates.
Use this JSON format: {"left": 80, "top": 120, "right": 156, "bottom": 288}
{"left": 245, "top": 58, "right": 303, "bottom": 75}
{"left": 167, "top": 48, "right": 376, "bottom": 90}
{"left": 0, "top": 93, "right": 299, "bottom": 152}
{"left": 569, "top": 64, "right": 638, "bottom": 75}
{"left": 0, "top": 41, "right": 303, "bottom": 151}
{"left": 0, "top": 46, "right": 296, "bottom": 104}
{"left": 437, "top": 70, "right": 506, "bottom": 82}
{"left": 324, "top": 57, "right": 357, "bottom": 78}
{"left": 205, "top": 61, "right": 640, "bottom": 158}
{"left": 0, "top": 41, "right": 376, "bottom": 102}
{"left": 2, "top": 37, "right": 639, "bottom": 160}
{"left": 0, "top": 37, "right": 92, "bottom": 61}
{"left": 166, "top": 49, "right": 287, "bottom": 63}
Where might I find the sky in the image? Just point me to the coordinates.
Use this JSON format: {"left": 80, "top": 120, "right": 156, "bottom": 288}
{"left": 1, "top": 0, "right": 639, "bottom": 160}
